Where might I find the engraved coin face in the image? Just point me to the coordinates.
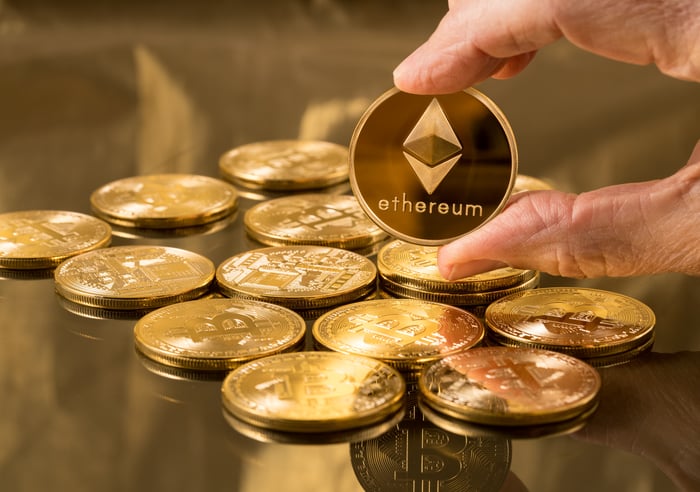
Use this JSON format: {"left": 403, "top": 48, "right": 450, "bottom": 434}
{"left": 0, "top": 210, "right": 112, "bottom": 269}
{"left": 216, "top": 245, "right": 377, "bottom": 309}
{"left": 219, "top": 140, "right": 349, "bottom": 190}
{"left": 351, "top": 386, "right": 511, "bottom": 492}
{"left": 485, "top": 287, "right": 656, "bottom": 358}
{"left": 134, "top": 298, "right": 306, "bottom": 371}
{"left": 221, "top": 351, "right": 406, "bottom": 432}
{"left": 350, "top": 88, "right": 517, "bottom": 245}
{"left": 54, "top": 245, "right": 215, "bottom": 309}
{"left": 419, "top": 346, "right": 601, "bottom": 426}
{"left": 377, "top": 239, "right": 536, "bottom": 293}
{"left": 312, "top": 299, "right": 484, "bottom": 370}
{"left": 244, "top": 193, "right": 387, "bottom": 250}
{"left": 90, "top": 174, "right": 238, "bottom": 228}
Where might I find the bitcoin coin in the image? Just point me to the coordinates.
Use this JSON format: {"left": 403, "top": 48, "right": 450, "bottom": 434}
{"left": 419, "top": 346, "right": 601, "bottom": 426}
{"left": 377, "top": 239, "right": 536, "bottom": 293}
{"left": 0, "top": 210, "right": 111, "bottom": 270}
{"left": 90, "top": 174, "right": 238, "bottom": 228}
{"left": 221, "top": 351, "right": 406, "bottom": 432}
{"left": 244, "top": 193, "right": 387, "bottom": 250}
{"left": 350, "top": 88, "right": 517, "bottom": 245}
{"left": 312, "top": 298, "right": 484, "bottom": 371}
{"left": 216, "top": 245, "right": 377, "bottom": 309}
{"left": 134, "top": 298, "right": 306, "bottom": 371}
{"left": 219, "top": 140, "right": 349, "bottom": 190}
{"left": 54, "top": 245, "right": 214, "bottom": 310}
{"left": 485, "top": 287, "right": 656, "bottom": 358}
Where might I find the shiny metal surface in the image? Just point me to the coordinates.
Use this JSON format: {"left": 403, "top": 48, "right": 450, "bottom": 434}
{"left": 1, "top": 1, "right": 699, "bottom": 491}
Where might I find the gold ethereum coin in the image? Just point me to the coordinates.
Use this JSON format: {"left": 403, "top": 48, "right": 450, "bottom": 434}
{"left": 216, "top": 245, "right": 377, "bottom": 310}
{"left": 90, "top": 174, "right": 238, "bottom": 228}
{"left": 134, "top": 298, "right": 305, "bottom": 371}
{"left": 0, "top": 210, "right": 112, "bottom": 270}
{"left": 221, "top": 351, "right": 406, "bottom": 432}
{"left": 244, "top": 193, "right": 387, "bottom": 250}
{"left": 219, "top": 140, "right": 349, "bottom": 191}
{"left": 54, "top": 245, "right": 215, "bottom": 310}
{"left": 350, "top": 88, "right": 517, "bottom": 246}
{"left": 419, "top": 346, "right": 601, "bottom": 426}
{"left": 377, "top": 239, "right": 536, "bottom": 293}
{"left": 485, "top": 287, "right": 656, "bottom": 359}
{"left": 312, "top": 299, "right": 484, "bottom": 371}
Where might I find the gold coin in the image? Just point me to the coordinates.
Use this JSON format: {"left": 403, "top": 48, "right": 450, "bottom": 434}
{"left": 485, "top": 287, "right": 656, "bottom": 358}
{"left": 54, "top": 245, "right": 215, "bottom": 310}
{"left": 0, "top": 210, "right": 111, "bottom": 270}
{"left": 219, "top": 140, "right": 349, "bottom": 190}
{"left": 244, "top": 193, "right": 387, "bottom": 250}
{"left": 419, "top": 346, "right": 601, "bottom": 426}
{"left": 90, "top": 174, "right": 238, "bottom": 228}
{"left": 379, "top": 272, "right": 540, "bottom": 306}
{"left": 215, "top": 245, "right": 377, "bottom": 309}
{"left": 377, "top": 239, "right": 536, "bottom": 293}
{"left": 221, "top": 351, "right": 406, "bottom": 432}
{"left": 350, "top": 88, "right": 517, "bottom": 246}
{"left": 312, "top": 298, "right": 484, "bottom": 371}
{"left": 134, "top": 298, "right": 306, "bottom": 371}
{"left": 512, "top": 174, "right": 554, "bottom": 193}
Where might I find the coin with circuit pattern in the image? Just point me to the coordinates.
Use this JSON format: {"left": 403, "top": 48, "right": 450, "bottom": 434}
{"left": 219, "top": 140, "right": 349, "bottom": 190}
{"left": 134, "top": 298, "right": 306, "bottom": 371}
{"left": 0, "top": 210, "right": 111, "bottom": 270}
{"left": 90, "top": 174, "right": 238, "bottom": 228}
{"left": 221, "top": 351, "right": 406, "bottom": 432}
{"left": 54, "top": 245, "right": 214, "bottom": 310}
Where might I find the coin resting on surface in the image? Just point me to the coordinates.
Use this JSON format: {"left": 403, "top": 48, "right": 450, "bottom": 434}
{"left": 219, "top": 140, "right": 350, "bottom": 190}
{"left": 54, "top": 245, "right": 215, "bottom": 310}
{"left": 312, "top": 298, "right": 484, "bottom": 371}
{"left": 419, "top": 346, "right": 601, "bottom": 426}
{"left": 90, "top": 174, "right": 238, "bottom": 228}
{"left": 484, "top": 287, "right": 656, "bottom": 359}
{"left": 134, "top": 298, "right": 306, "bottom": 371}
{"left": 221, "top": 351, "right": 406, "bottom": 432}
{"left": 350, "top": 88, "right": 517, "bottom": 245}
{"left": 0, "top": 210, "right": 112, "bottom": 270}
{"left": 215, "top": 245, "right": 377, "bottom": 309}
{"left": 244, "top": 193, "right": 387, "bottom": 250}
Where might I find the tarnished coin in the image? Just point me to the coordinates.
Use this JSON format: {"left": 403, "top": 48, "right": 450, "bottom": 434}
{"left": 219, "top": 140, "right": 349, "bottom": 190}
{"left": 350, "top": 88, "right": 517, "bottom": 246}
{"left": 0, "top": 210, "right": 111, "bottom": 270}
{"left": 419, "top": 346, "right": 601, "bottom": 426}
{"left": 485, "top": 287, "right": 656, "bottom": 358}
{"left": 244, "top": 193, "right": 387, "bottom": 250}
{"left": 134, "top": 298, "right": 306, "bottom": 371}
{"left": 216, "top": 245, "right": 377, "bottom": 309}
{"left": 377, "top": 239, "right": 536, "bottom": 293}
{"left": 55, "top": 245, "right": 214, "bottom": 310}
{"left": 90, "top": 174, "right": 238, "bottom": 228}
{"left": 351, "top": 385, "right": 511, "bottom": 492}
{"left": 312, "top": 299, "right": 484, "bottom": 371}
{"left": 221, "top": 351, "right": 406, "bottom": 432}
{"left": 512, "top": 174, "right": 554, "bottom": 193}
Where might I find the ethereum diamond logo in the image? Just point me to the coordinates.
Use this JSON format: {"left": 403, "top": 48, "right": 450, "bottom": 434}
{"left": 403, "top": 98, "right": 462, "bottom": 195}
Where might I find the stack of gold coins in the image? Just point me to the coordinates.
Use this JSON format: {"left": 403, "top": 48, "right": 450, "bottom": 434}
{"left": 418, "top": 346, "right": 601, "bottom": 428}
{"left": 484, "top": 287, "right": 656, "bottom": 367}
{"left": 54, "top": 245, "right": 215, "bottom": 310}
{"left": 134, "top": 298, "right": 305, "bottom": 374}
{"left": 219, "top": 140, "right": 350, "bottom": 191}
{"left": 221, "top": 351, "right": 406, "bottom": 433}
{"left": 312, "top": 298, "right": 484, "bottom": 373}
{"left": 0, "top": 210, "right": 112, "bottom": 273}
{"left": 90, "top": 174, "right": 238, "bottom": 229}
{"left": 215, "top": 245, "right": 377, "bottom": 312}
{"left": 376, "top": 239, "right": 539, "bottom": 317}
{"left": 244, "top": 193, "right": 387, "bottom": 252}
